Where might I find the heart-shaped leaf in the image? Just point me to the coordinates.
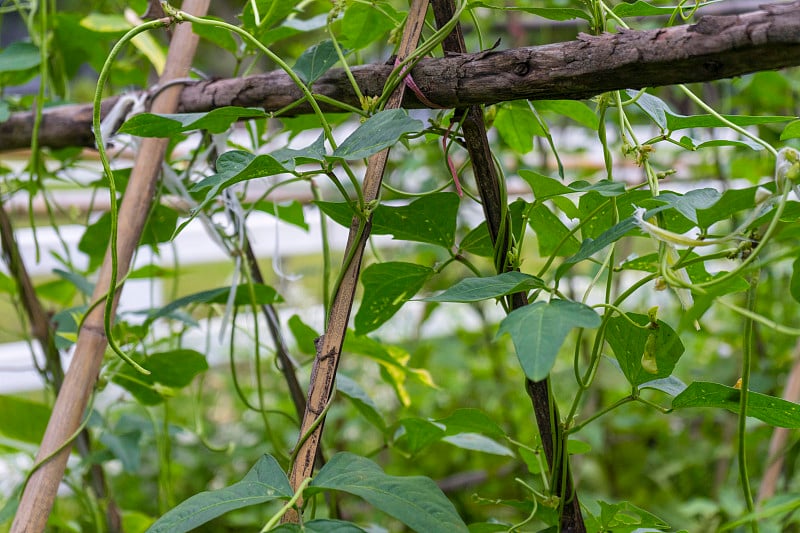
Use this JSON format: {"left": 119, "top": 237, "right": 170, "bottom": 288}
{"left": 332, "top": 109, "right": 422, "bottom": 160}
{"left": 355, "top": 262, "right": 433, "bottom": 334}
{"left": 146, "top": 455, "right": 292, "bottom": 533}
{"left": 423, "top": 271, "right": 544, "bottom": 303}
{"left": 309, "top": 453, "right": 468, "bottom": 533}
{"left": 604, "top": 314, "right": 685, "bottom": 387}
{"left": 293, "top": 40, "right": 349, "bottom": 85}
{"left": 497, "top": 300, "right": 600, "bottom": 381}
{"left": 673, "top": 382, "right": 800, "bottom": 428}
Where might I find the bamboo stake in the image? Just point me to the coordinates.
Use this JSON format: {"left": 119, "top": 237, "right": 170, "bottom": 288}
{"left": 283, "top": 0, "right": 429, "bottom": 521}
{"left": 10, "top": 2, "right": 209, "bottom": 531}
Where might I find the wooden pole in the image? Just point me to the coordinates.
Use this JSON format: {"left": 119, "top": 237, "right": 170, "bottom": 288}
{"left": 10, "top": 1, "right": 209, "bottom": 530}
{"left": 282, "top": 0, "right": 429, "bottom": 522}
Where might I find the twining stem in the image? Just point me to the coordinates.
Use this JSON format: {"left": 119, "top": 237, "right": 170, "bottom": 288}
{"left": 261, "top": 477, "right": 311, "bottom": 532}
{"left": 738, "top": 272, "right": 760, "bottom": 533}
{"left": 92, "top": 17, "right": 172, "bottom": 375}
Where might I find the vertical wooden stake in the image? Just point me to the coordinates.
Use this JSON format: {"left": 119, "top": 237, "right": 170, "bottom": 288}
{"left": 11, "top": 2, "right": 209, "bottom": 531}
{"left": 283, "top": 0, "right": 430, "bottom": 522}
{"left": 431, "top": 1, "right": 586, "bottom": 530}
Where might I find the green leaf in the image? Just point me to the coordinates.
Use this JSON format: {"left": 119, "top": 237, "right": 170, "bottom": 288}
{"left": 355, "top": 262, "right": 433, "bottom": 335}
{"left": 665, "top": 112, "right": 793, "bottom": 131}
{"left": 332, "top": 109, "right": 423, "bottom": 160}
{"left": 190, "top": 151, "right": 290, "bottom": 212}
{"left": 309, "top": 452, "right": 469, "bottom": 533}
{"left": 677, "top": 135, "right": 765, "bottom": 152}
{"left": 271, "top": 519, "right": 368, "bottom": 532}
{"left": 468, "top": 523, "right": 512, "bottom": 533}
{"left": 605, "top": 314, "right": 685, "bottom": 387}
{"left": 534, "top": 100, "right": 599, "bottom": 130}
{"left": 422, "top": 271, "right": 544, "bottom": 303}
{"left": 459, "top": 222, "right": 494, "bottom": 257}
{"left": 341, "top": 2, "right": 400, "bottom": 49}
{"left": 558, "top": 217, "right": 638, "bottom": 279}
{"left": 0, "top": 395, "right": 50, "bottom": 444}
{"left": 613, "top": 0, "right": 680, "bottom": 17}
{"left": 437, "top": 408, "right": 506, "bottom": 439}
{"left": 119, "top": 107, "right": 268, "bottom": 137}
{"left": 655, "top": 188, "right": 721, "bottom": 224}
{"left": 100, "top": 429, "right": 142, "bottom": 472}
{"left": 529, "top": 204, "right": 580, "bottom": 257}
{"left": 628, "top": 89, "right": 673, "bottom": 130}
{"left": 78, "top": 205, "right": 178, "bottom": 270}
{"left": 241, "top": 0, "right": 297, "bottom": 37}
{"left": 337, "top": 374, "right": 386, "bottom": 432}
{"left": 720, "top": 493, "right": 800, "bottom": 531}
{"left": 568, "top": 180, "right": 627, "bottom": 197}
{"left": 395, "top": 418, "right": 446, "bottom": 456}
{"left": 0, "top": 271, "right": 15, "bottom": 295}
{"left": 497, "top": 300, "right": 600, "bottom": 381}
{"left": 695, "top": 186, "right": 758, "bottom": 228}
{"left": 442, "top": 433, "right": 514, "bottom": 457}
{"left": 53, "top": 268, "right": 94, "bottom": 296}
{"left": 146, "top": 455, "right": 292, "bottom": 533}
{"left": 0, "top": 42, "right": 41, "bottom": 73}
{"left": 345, "top": 334, "right": 436, "bottom": 406}
{"left": 261, "top": 15, "right": 329, "bottom": 47}
{"left": 375, "top": 192, "right": 460, "bottom": 248}
{"left": 113, "top": 349, "right": 209, "bottom": 405}
{"left": 270, "top": 133, "right": 326, "bottom": 165}
{"left": 568, "top": 439, "right": 591, "bottom": 455}
{"left": 288, "top": 314, "right": 319, "bottom": 355}
{"left": 593, "top": 500, "right": 670, "bottom": 532}
{"left": 469, "top": 2, "right": 589, "bottom": 21}
{"left": 792, "top": 256, "right": 800, "bottom": 304}
{"left": 317, "top": 193, "right": 459, "bottom": 248}
{"left": 640, "top": 375, "right": 688, "bottom": 397}
{"left": 459, "top": 201, "right": 527, "bottom": 256}
{"left": 519, "top": 170, "right": 573, "bottom": 200}
{"left": 80, "top": 13, "right": 130, "bottom": 32}
{"left": 293, "top": 40, "right": 349, "bottom": 85}
{"left": 191, "top": 17, "right": 238, "bottom": 53}
{"left": 147, "top": 284, "right": 281, "bottom": 324}
{"left": 780, "top": 119, "right": 800, "bottom": 140}
{"left": 494, "top": 101, "right": 543, "bottom": 153}
{"left": 673, "top": 382, "right": 800, "bottom": 428}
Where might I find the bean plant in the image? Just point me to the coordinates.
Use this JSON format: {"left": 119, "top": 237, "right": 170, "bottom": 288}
{"left": 1, "top": 1, "right": 800, "bottom": 532}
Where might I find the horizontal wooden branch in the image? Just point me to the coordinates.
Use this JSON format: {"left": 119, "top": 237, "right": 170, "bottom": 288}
{"left": 2, "top": 1, "right": 799, "bottom": 151}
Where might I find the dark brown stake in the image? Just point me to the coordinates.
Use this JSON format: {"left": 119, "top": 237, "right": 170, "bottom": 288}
{"left": 432, "top": 1, "right": 586, "bottom": 530}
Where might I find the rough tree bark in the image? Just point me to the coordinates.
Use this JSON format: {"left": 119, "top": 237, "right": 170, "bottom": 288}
{"left": 1, "top": 1, "right": 799, "bottom": 151}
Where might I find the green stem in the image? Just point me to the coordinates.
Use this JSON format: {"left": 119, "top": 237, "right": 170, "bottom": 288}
{"left": 567, "top": 396, "right": 633, "bottom": 434}
{"left": 378, "top": 0, "right": 467, "bottom": 109}
{"left": 738, "top": 272, "right": 760, "bottom": 533}
{"left": 170, "top": 3, "right": 365, "bottom": 210}
{"left": 312, "top": 181, "right": 332, "bottom": 317}
{"left": 683, "top": 188, "right": 789, "bottom": 290}
{"left": 261, "top": 477, "right": 312, "bottom": 532}
{"left": 678, "top": 84, "right": 778, "bottom": 157}
{"left": 92, "top": 17, "right": 170, "bottom": 375}
{"left": 326, "top": 22, "right": 363, "bottom": 104}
